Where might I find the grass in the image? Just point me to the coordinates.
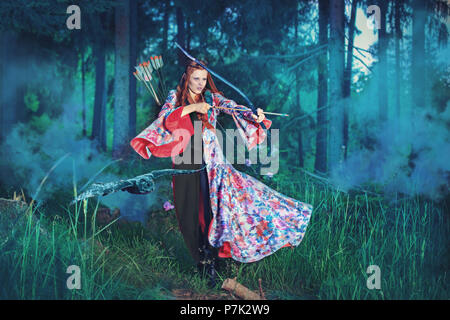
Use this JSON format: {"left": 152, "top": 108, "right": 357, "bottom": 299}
{"left": 0, "top": 160, "right": 448, "bottom": 300}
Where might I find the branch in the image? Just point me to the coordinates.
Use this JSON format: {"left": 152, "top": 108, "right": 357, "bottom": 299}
{"left": 286, "top": 48, "right": 326, "bottom": 73}
{"left": 253, "top": 43, "right": 329, "bottom": 60}
{"left": 352, "top": 53, "right": 373, "bottom": 73}
{"left": 343, "top": 31, "right": 374, "bottom": 57}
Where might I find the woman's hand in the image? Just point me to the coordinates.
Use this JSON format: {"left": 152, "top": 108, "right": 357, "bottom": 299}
{"left": 182, "top": 103, "right": 211, "bottom": 117}
{"left": 194, "top": 102, "right": 212, "bottom": 114}
{"left": 251, "top": 108, "right": 265, "bottom": 123}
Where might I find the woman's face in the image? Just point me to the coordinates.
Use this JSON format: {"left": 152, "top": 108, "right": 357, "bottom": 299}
{"left": 188, "top": 69, "right": 208, "bottom": 95}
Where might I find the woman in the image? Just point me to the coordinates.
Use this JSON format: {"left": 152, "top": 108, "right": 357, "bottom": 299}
{"left": 131, "top": 60, "right": 314, "bottom": 285}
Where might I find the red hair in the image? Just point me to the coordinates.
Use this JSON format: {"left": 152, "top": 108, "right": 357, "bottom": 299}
{"left": 175, "top": 60, "right": 223, "bottom": 127}
{"left": 175, "top": 59, "right": 223, "bottom": 107}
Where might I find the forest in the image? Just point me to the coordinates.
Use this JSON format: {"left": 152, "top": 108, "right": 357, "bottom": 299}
{"left": 0, "top": 0, "right": 448, "bottom": 301}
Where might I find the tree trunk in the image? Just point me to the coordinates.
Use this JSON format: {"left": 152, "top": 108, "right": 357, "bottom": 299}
{"left": 113, "top": 0, "right": 131, "bottom": 159}
{"left": 394, "top": 0, "right": 403, "bottom": 118}
{"left": 0, "top": 31, "right": 11, "bottom": 143}
{"left": 377, "top": 0, "right": 389, "bottom": 123}
{"left": 81, "top": 48, "right": 87, "bottom": 137}
{"left": 100, "top": 73, "right": 108, "bottom": 151}
{"left": 314, "top": 0, "right": 329, "bottom": 174}
{"left": 176, "top": 7, "right": 186, "bottom": 66}
{"left": 411, "top": 0, "right": 427, "bottom": 114}
{"left": 91, "top": 34, "right": 106, "bottom": 144}
{"left": 81, "top": 29, "right": 87, "bottom": 137}
{"left": 0, "top": 31, "right": 7, "bottom": 143}
{"left": 186, "top": 18, "right": 191, "bottom": 51}
{"left": 162, "top": 0, "right": 169, "bottom": 53}
{"left": 294, "top": 4, "right": 304, "bottom": 168}
{"left": 0, "top": 31, "right": 26, "bottom": 143}
{"left": 328, "top": 0, "right": 345, "bottom": 171}
{"left": 438, "top": 21, "right": 448, "bottom": 49}
{"left": 343, "top": 0, "right": 358, "bottom": 160}
{"left": 129, "top": 0, "right": 137, "bottom": 139}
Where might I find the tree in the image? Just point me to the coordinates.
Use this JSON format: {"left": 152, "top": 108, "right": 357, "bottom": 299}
{"left": 328, "top": 0, "right": 346, "bottom": 172}
{"left": 343, "top": 0, "right": 359, "bottom": 160}
{"left": 392, "top": 0, "right": 406, "bottom": 117}
{"left": 314, "top": 0, "right": 329, "bottom": 174}
{"left": 176, "top": 6, "right": 186, "bottom": 66}
{"left": 90, "top": 13, "right": 107, "bottom": 148}
{"left": 411, "top": 0, "right": 427, "bottom": 114}
{"left": 377, "top": 0, "right": 389, "bottom": 123}
{"left": 0, "top": 31, "right": 26, "bottom": 144}
{"left": 79, "top": 28, "right": 88, "bottom": 137}
{"left": 129, "top": 0, "right": 138, "bottom": 139}
{"left": 162, "top": 0, "right": 170, "bottom": 53}
{"left": 294, "top": 4, "right": 305, "bottom": 168}
{"left": 112, "top": 0, "right": 131, "bottom": 158}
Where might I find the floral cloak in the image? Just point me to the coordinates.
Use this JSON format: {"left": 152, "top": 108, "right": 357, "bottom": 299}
{"left": 131, "top": 90, "right": 313, "bottom": 263}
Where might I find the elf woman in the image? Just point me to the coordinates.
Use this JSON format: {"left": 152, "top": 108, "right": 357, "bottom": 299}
{"left": 131, "top": 59, "right": 314, "bottom": 286}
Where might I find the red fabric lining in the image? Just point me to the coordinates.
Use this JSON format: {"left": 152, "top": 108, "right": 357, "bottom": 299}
{"left": 218, "top": 242, "right": 232, "bottom": 258}
{"left": 218, "top": 242, "right": 291, "bottom": 259}
{"left": 165, "top": 106, "right": 194, "bottom": 133}
{"left": 130, "top": 107, "right": 194, "bottom": 159}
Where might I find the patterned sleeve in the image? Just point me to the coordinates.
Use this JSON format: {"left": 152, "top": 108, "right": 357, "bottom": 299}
{"left": 211, "top": 91, "right": 253, "bottom": 120}
{"left": 162, "top": 90, "right": 193, "bottom": 133}
{"left": 130, "top": 90, "right": 194, "bottom": 159}
{"left": 212, "top": 92, "right": 272, "bottom": 151}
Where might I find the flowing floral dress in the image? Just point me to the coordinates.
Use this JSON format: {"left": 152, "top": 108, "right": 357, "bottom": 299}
{"left": 131, "top": 90, "right": 314, "bottom": 263}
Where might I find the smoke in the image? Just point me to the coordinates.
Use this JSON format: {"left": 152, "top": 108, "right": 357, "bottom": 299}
{"left": 0, "top": 101, "right": 165, "bottom": 224}
{"left": 328, "top": 58, "right": 450, "bottom": 203}
{"left": 330, "top": 104, "right": 450, "bottom": 201}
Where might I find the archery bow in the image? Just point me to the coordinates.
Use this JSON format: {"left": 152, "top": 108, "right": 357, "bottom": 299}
{"left": 69, "top": 166, "right": 207, "bottom": 205}
{"left": 175, "top": 42, "right": 268, "bottom": 130}
{"left": 175, "top": 43, "right": 281, "bottom": 177}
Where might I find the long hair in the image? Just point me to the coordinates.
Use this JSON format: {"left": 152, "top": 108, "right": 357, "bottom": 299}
{"left": 175, "top": 59, "right": 223, "bottom": 108}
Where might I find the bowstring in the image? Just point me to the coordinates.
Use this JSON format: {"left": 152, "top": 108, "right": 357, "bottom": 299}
{"left": 197, "top": 92, "right": 273, "bottom": 178}
{"left": 213, "top": 108, "right": 263, "bottom": 177}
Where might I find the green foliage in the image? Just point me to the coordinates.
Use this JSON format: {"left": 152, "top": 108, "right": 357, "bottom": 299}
{"left": 1, "top": 165, "right": 448, "bottom": 300}
{"left": 29, "top": 113, "right": 52, "bottom": 134}
{"left": 0, "top": 0, "right": 118, "bottom": 35}
{"left": 24, "top": 91, "right": 40, "bottom": 113}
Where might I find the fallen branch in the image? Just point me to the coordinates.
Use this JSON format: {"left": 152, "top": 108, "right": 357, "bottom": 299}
{"left": 221, "top": 278, "right": 265, "bottom": 300}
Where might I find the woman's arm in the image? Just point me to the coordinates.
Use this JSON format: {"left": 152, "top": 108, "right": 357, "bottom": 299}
{"left": 212, "top": 92, "right": 254, "bottom": 120}
{"left": 212, "top": 92, "right": 272, "bottom": 150}
{"left": 180, "top": 102, "right": 211, "bottom": 117}
{"left": 180, "top": 104, "right": 196, "bottom": 117}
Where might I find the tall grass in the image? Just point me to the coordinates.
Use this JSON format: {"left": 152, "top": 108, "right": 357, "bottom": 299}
{"left": 0, "top": 156, "right": 163, "bottom": 299}
{"left": 0, "top": 160, "right": 448, "bottom": 300}
{"left": 0, "top": 189, "right": 126, "bottom": 299}
{"left": 229, "top": 171, "right": 449, "bottom": 299}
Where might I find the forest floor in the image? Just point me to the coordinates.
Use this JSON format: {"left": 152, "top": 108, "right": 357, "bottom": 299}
{"left": 0, "top": 171, "right": 448, "bottom": 300}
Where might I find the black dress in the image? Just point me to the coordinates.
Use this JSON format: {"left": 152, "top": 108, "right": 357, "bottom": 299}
{"left": 172, "top": 111, "right": 217, "bottom": 263}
